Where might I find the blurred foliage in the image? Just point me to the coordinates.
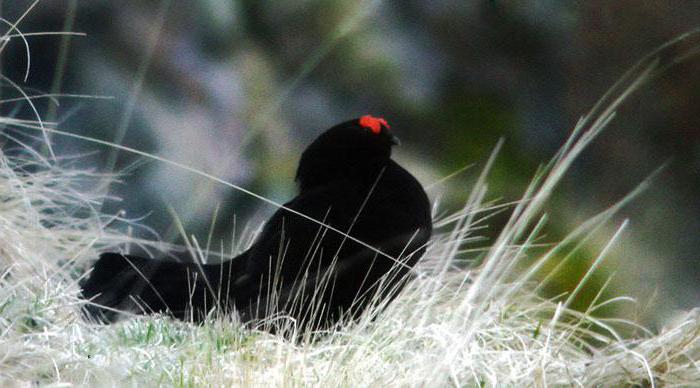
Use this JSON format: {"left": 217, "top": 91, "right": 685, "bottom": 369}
{"left": 0, "top": 0, "right": 698, "bottom": 324}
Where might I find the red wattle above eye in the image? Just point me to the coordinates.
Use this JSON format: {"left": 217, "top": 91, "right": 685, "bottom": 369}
{"left": 359, "top": 115, "right": 390, "bottom": 134}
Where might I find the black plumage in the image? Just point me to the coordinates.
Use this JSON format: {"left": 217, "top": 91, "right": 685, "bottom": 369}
{"left": 81, "top": 116, "right": 432, "bottom": 330}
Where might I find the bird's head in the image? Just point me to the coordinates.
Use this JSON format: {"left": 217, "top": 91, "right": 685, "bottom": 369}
{"left": 295, "top": 115, "right": 400, "bottom": 190}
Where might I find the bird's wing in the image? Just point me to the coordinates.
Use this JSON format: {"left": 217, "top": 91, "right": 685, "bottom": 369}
{"left": 231, "top": 181, "right": 363, "bottom": 312}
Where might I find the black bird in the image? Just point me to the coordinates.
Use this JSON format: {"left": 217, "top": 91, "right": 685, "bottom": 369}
{"left": 81, "top": 115, "right": 432, "bottom": 331}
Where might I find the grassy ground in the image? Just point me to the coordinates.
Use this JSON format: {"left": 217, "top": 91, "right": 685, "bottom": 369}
{"left": 0, "top": 17, "right": 699, "bottom": 388}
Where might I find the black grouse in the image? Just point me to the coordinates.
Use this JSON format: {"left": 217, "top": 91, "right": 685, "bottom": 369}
{"left": 81, "top": 115, "right": 432, "bottom": 331}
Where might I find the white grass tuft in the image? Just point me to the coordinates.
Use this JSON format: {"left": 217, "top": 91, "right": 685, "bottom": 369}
{"left": 0, "top": 11, "right": 699, "bottom": 387}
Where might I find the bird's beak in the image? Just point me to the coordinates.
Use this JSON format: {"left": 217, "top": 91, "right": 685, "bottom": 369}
{"left": 389, "top": 134, "right": 401, "bottom": 146}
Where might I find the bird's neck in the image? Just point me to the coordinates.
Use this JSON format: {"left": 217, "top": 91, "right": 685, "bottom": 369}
{"left": 297, "top": 157, "right": 389, "bottom": 192}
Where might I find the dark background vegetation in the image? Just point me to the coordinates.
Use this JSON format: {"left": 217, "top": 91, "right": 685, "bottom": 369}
{"left": 1, "top": 0, "right": 698, "bottom": 325}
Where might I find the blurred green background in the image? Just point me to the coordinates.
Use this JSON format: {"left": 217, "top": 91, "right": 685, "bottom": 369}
{"left": 1, "top": 0, "right": 698, "bottom": 326}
